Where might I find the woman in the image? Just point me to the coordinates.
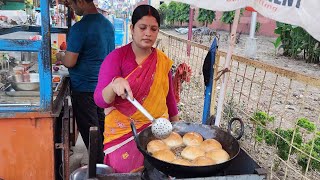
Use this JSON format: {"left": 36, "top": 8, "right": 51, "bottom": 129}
{"left": 94, "top": 5, "right": 179, "bottom": 173}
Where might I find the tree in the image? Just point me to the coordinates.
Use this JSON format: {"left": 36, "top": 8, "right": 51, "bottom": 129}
{"left": 197, "top": 8, "right": 215, "bottom": 27}
{"left": 220, "top": 9, "right": 243, "bottom": 32}
{"left": 25, "top": 0, "right": 33, "bottom": 9}
{"left": 158, "top": 3, "right": 168, "bottom": 25}
{"left": 167, "top": 1, "right": 178, "bottom": 25}
{"left": 176, "top": 2, "right": 190, "bottom": 26}
{"left": 0, "top": 0, "right": 5, "bottom": 8}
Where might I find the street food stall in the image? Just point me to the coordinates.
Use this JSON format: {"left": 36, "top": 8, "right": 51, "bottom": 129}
{"left": 0, "top": 0, "right": 74, "bottom": 179}
{"left": 2, "top": 0, "right": 319, "bottom": 179}
{"left": 80, "top": 1, "right": 320, "bottom": 180}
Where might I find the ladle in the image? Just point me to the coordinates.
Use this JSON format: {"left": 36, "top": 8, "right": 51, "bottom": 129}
{"left": 126, "top": 95, "right": 172, "bottom": 139}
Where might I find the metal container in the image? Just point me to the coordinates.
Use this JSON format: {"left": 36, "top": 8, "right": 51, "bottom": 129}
{"left": 130, "top": 119, "right": 244, "bottom": 178}
{"left": 13, "top": 74, "right": 24, "bottom": 82}
{"left": 70, "top": 164, "right": 114, "bottom": 180}
{"left": 11, "top": 82, "right": 39, "bottom": 91}
{"left": 10, "top": 73, "right": 40, "bottom": 91}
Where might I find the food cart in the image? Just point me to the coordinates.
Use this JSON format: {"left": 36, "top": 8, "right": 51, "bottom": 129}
{"left": 0, "top": 0, "right": 74, "bottom": 179}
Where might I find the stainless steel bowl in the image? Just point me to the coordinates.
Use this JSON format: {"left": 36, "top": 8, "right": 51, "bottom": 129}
{"left": 10, "top": 73, "right": 40, "bottom": 91}
{"left": 70, "top": 164, "right": 114, "bottom": 180}
{"left": 11, "top": 82, "right": 39, "bottom": 91}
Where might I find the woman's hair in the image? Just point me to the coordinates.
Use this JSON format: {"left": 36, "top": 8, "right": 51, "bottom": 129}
{"left": 132, "top": 5, "right": 160, "bottom": 27}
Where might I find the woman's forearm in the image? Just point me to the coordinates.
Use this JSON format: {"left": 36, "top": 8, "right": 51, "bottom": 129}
{"left": 102, "top": 83, "right": 117, "bottom": 104}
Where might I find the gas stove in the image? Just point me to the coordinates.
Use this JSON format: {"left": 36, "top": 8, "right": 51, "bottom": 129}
{"left": 98, "top": 148, "right": 267, "bottom": 180}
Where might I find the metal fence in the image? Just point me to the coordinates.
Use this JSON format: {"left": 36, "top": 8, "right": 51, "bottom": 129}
{"left": 158, "top": 30, "right": 320, "bottom": 180}
{"left": 158, "top": 31, "right": 210, "bottom": 123}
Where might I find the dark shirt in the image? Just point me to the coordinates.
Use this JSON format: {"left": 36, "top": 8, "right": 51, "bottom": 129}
{"left": 67, "top": 13, "right": 115, "bottom": 92}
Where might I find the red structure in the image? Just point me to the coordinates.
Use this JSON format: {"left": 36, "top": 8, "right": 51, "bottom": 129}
{"left": 132, "top": 2, "right": 276, "bottom": 37}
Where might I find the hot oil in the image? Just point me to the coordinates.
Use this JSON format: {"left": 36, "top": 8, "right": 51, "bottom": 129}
{"left": 171, "top": 145, "right": 186, "bottom": 158}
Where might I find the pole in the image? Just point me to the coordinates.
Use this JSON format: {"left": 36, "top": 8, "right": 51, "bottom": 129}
{"left": 245, "top": 11, "right": 258, "bottom": 59}
{"left": 187, "top": 7, "right": 194, "bottom": 56}
{"left": 215, "top": 9, "right": 241, "bottom": 127}
{"left": 148, "top": 0, "right": 151, "bottom": 5}
{"left": 202, "top": 38, "right": 217, "bottom": 124}
{"left": 249, "top": 12, "right": 257, "bottom": 38}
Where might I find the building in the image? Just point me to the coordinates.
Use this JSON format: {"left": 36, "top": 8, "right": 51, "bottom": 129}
{"left": 133, "top": 0, "right": 276, "bottom": 37}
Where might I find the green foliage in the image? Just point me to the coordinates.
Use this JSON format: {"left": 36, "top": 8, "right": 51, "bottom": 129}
{"left": 272, "top": 37, "right": 282, "bottom": 55}
{"left": 166, "top": 2, "right": 189, "bottom": 26}
{"left": 255, "top": 22, "right": 261, "bottom": 33}
{"left": 304, "top": 34, "right": 320, "bottom": 63}
{"left": 274, "top": 22, "right": 293, "bottom": 56}
{"left": 275, "top": 128, "right": 303, "bottom": 160}
{"left": 298, "top": 140, "right": 320, "bottom": 171}
{"left": 221, "top": 11, "right": 235, "bottom": 25}
{"left": 255, "top": 125, "right": 265, "bottom": 142}
{"left": 274, "top": 22, "right": 320, "bottom": 63}
{"left": 252, "top": 111, "right": 319, "bottom": 170}
{"left": 197, "top": 8, "right": 215, "bottom": 27}
{"left": 176, "top": 2, "right": 190, "bottom": 25}
{"left": 265, "top": 130, "right": 276, "bottom": 146}
{"left": 255, "top": 127, "right": 303, "bottom": 160}
{"left": 254, "top": 125, "right": 276, "bottom": 146}
{"left": 288, "top": 26, "right": 305, "bottom": 58}
{"left": 24, "top": 0, "right": 33, "bottom": 9}
{"left": 220, "top": 9, "right": 244, "bottom": 32}
{"left": 313, "top": 136, "right": 320, "bottom": 154}
{"left": 251, "top": 111, "right": 275, "bottom": 126}
{"left": 167, "top": 1, "right": 178, "bottom": 25}
{"left": 253, "top": 111, "right": 276, "bottom": 143}
{"left": 297, "top": 118, "right": 316, "bottom": 132}
{"left": 158, "top": 3, "right": 168, "bottom": 25}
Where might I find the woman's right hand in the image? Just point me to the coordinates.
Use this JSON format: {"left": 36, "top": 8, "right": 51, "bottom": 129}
{"left": 111, "top": 77, "right": 134, "bottom": 100}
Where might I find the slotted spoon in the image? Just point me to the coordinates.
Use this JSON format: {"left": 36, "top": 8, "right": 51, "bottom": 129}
{"left": 126, "top": 95, "right": 172, "bottom": 139}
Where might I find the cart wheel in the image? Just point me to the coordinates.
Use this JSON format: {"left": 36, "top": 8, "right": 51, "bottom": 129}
{"left": 228, "top": 117, "right": 244, "bottom": 140}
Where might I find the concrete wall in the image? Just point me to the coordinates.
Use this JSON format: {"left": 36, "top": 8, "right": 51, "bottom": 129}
{"left": 194, "top": 9, "right": 277, "bottom": 37}
{"left": 133, "top": 2, "right": 277, "bottom": 37}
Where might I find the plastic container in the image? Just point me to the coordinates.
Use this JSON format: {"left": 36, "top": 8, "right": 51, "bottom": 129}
{"left": 13, "top": 66, "right": 25, "bottom": 74}
{"left": 114, "top": 18, "right": 124, "bottom": 31}
{"left": 51, "top": 41, "right": 59, "bottom": 64}
{"left": 115, "top": 30, "right": 124, "bottom": 46}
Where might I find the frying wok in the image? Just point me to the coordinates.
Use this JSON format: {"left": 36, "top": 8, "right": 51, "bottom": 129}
{"left": 130, "top": 118, "right": 244, "bottom": 178}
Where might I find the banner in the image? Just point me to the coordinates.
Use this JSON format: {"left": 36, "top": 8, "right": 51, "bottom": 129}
{"left": 174, "top": 0, "right": 320, "bottom": 41}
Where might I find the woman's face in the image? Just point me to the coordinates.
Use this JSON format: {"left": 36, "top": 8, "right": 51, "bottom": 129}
{"left": 131, "top": 15, "right": 159, "bottom": 49}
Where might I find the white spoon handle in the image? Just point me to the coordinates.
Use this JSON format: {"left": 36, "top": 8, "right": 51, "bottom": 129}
{"left": 126, "top": 96, "right": 154, "bottom": 122}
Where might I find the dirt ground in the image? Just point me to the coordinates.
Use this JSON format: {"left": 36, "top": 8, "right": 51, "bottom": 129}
{"left": 162, "top": 29, "right": 320, "bottom": 77}
{"left": 161, "top": 29, "right": 320, "bottom": 180}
